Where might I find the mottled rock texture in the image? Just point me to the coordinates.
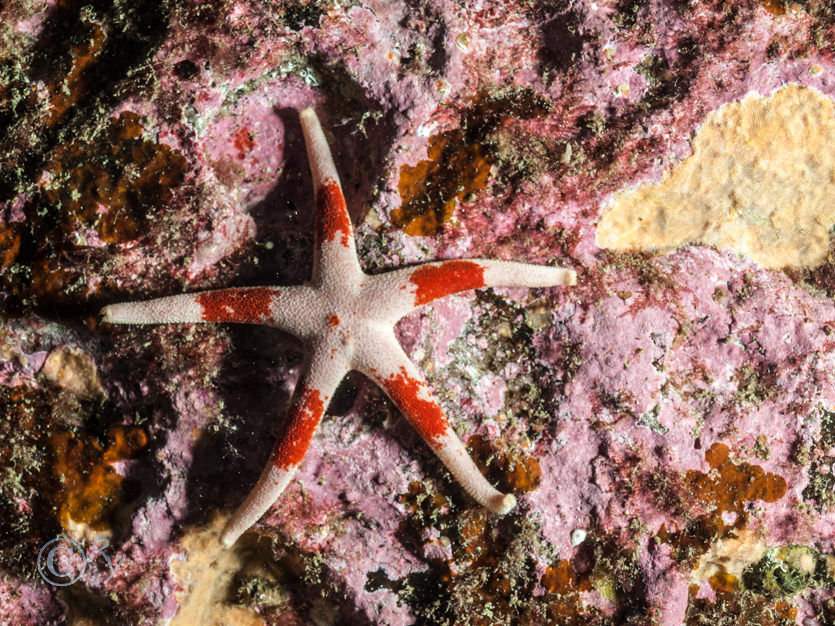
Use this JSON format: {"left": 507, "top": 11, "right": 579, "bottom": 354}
{"left": 1, "top": 0, "right": 835, "bottom": 624}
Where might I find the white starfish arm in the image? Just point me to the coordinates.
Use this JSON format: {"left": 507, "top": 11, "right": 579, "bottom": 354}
{"left": 101, "top": 286, "right": 323, "bottom": 337}
{"left": 363, "top": 259, "right": 576, "bottom": 321}
{"left": 221, "top": 339, "right": 349, "bottom": 547}
{"left": 299, "top": 108, "right": 363, "bottom": 287}
{"left": 354, "top": 332, "right": 516, "bottom": 515}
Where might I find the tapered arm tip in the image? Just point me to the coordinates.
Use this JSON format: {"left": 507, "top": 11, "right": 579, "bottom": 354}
{"left": 220, "top": 529, "right": 238, "bottom": 548}
{"left": 487, "top": 493, "right": 517, "bottom": 515}
{"left": 100, "top": 304, "right": 128, "bottom": 324}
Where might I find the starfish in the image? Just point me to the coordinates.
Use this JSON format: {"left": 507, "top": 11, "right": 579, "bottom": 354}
{"left": 102, "top": 108, "right": 576, "bottom": 547}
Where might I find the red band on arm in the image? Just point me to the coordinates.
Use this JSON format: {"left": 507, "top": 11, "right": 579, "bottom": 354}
{"left": 316, "top": 181, "right": 352, "bottom": 248}
{"left": 196, "top": 287, "right": 275, "bottom": 322}
{"left": 409, "top": 260, "right": 486, "bottom": 306}
{"left": 270, "top": 388, "right": 326, "bottom": 469}
{"left": 384, "top": 367, "right": 449, "bottom": 444}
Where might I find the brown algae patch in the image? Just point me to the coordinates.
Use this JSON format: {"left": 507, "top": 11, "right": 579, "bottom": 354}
{"left": 657, "top": 443, "right": 786, "bottom": 567}
{"left": 467, "top": 434, "right": 543, "bottom": 494}
{"left": 394, "top": 88, "right": 551, "bottom": 236}
{"left": 367, "top": 480, "right": 647, "bottom": 625}
{"left": 40, "top": 111, "right": 187, "bottom": 245}
{"left": 50, "top": 425, "right": 148, "bottom": 533}
{"left": 596, "top": 84, "right": 835, "bottom": 270}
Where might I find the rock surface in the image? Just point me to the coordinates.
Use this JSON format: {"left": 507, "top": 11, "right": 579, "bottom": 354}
{"left": 1, "top": 0, "right": 835, "bottom": 624}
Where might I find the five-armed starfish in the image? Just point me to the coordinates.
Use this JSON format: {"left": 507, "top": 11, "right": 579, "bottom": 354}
{"left": 102, "top": 108, "right": 576, "bottom": 547}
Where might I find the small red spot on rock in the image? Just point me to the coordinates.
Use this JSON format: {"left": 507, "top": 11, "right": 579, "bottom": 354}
{"left": 232, "top": 126, "right": 255, "bottom": 159}
{"left": 328, "top": 314, "right": 340, "bottom": 327}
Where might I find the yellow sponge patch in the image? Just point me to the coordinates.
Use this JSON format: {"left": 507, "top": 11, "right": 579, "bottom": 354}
{"left": 597, "top": 84, "right": 835, "bottom": 270}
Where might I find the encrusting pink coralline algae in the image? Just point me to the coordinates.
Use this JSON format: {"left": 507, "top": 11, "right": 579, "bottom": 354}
{"left": 0, "top": 0, "right": 834, "bottom": 624}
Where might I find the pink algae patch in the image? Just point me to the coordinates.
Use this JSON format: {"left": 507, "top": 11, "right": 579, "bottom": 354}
{"left": 409, "top": 260, "right": 485, "bottom": 306}
{"left": 196, "top": 287, "right": 274, "bottom": 322}
{"left": 271, "top": 388, "right": 325, "bottom": 469}
{"left": 316, "top": 181, "right": 352, "bottom": 247}
{"left": 384, "top": 367, "right": 449, "bottom": 444}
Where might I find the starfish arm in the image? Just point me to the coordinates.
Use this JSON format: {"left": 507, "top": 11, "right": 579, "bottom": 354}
{"left": 355, "top": 333, "right": 516, "bottom": 515}
{"left": 299, "top": 107, "right": 363, "bottom": 286}
{"left": 101, "top": 286, "right": 322, "bottom": 336}
{"left": 364, "top": 259, "right": 576, "bottom": 320}
{"left": 221, "top": 340, "right": 349, "bottom": 547}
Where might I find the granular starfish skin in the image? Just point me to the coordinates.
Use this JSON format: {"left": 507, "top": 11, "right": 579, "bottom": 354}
{"left": 102, "top": 108, "right": 576, "bottom": 547}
